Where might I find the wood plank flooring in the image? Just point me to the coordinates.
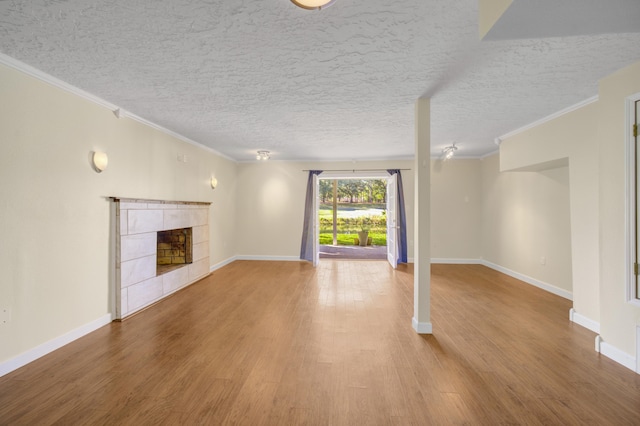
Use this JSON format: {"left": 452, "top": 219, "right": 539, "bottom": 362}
{"left": 1, "top": 261, "right": 639, "bottom": 425}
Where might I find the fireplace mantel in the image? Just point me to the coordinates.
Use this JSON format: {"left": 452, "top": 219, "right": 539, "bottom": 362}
{"left": 110, "top": 197, "right": 211, "bottom": 206}
{"left": 111, "top": 197, "right": 211, "bottom": 319}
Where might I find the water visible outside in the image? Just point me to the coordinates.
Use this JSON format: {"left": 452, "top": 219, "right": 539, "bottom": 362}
{"left": 319, "top": 203, "right": 387, "bottom": 246}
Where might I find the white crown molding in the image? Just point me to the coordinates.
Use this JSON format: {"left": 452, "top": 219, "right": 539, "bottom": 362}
{"left": 236, "top": 156, "right": 417, "bottom": 164}
{"left": 499, "top": 95, "right": 599, "bottom": 141}
{"left": 0, "top": 53, "right": 235, "bottom": 163}
{"left": 0, "top": 53, "right": 120, "bottom": 111}
{"left": 480, "top": 149, "right": 499, "bottom": 159}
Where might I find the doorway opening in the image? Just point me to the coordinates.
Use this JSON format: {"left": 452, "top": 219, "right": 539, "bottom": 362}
{"left": 318, "top": 177, "right": 388, "bottom": 260}
{"left": 304, "top": 170, "right": 405, "bottom": 267}
{"left": 308, "top": 170, "right": 402, "bottom": 267}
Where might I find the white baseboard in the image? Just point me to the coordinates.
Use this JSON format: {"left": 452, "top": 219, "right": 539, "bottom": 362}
{"left": 210, "top": 256, "right": 237, "bottom": 272}
{"left": 0, "top": 313, "right": 112, "bottom": 378}
{"left": 597, "top": 338, "right": 637, "bottom": 372}
{"left": 412, "top": 317, "right": 433, "bottom": 334}
{"left": 235, "top": 255, "right": 302, "bottom": 262}
{"left": 431, "top": 258, "right": 482, "bottom": 264}
{"left": 226, "top": 256, "right": 483, "bottom": 265}
{"left": 481, "top": 260, "right": 573, "bottom": 300}
{"left": 569, "top": 308, "right": 601, "bottom": 333}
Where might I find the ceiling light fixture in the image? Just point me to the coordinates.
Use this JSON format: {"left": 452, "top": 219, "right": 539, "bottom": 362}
{"left": 290, "top": 0, "right": 336, "bottom": 10}
{"left": 443, "top": 143, "right": 458, "bottom": 160}
{"left": 256, "top": 150, "right": 271, "bottom": 161}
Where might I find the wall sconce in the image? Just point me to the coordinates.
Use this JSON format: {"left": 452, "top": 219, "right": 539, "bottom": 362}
{"left": 210, "top": 176, "right": 218, "bottom": 189}
{"left": 92, "top": 151, "right": 109, "bottom": 173}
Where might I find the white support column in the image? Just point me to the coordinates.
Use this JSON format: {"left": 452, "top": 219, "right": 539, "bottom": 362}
{"left": 413, "top": 98, "right": 432, "bottom": 334}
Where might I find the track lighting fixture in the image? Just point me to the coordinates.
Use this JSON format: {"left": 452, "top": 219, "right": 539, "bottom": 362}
{"left": 443, "top": 143, "right": 458, "bottom": 160}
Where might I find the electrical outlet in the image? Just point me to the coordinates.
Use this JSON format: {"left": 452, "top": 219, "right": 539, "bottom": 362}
{"left": 0, "top": 307, "right": 11, "bottom": 324}
{"left": 540, "top": 256, "right": 546, "bottom": 265}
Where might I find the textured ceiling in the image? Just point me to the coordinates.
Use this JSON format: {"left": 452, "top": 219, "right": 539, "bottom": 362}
{"left": 1, "top": 0, "right": 640, "bottom": 161}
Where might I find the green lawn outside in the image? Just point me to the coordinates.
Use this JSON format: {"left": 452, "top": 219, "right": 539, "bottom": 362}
{"left": 319, "top": 202, "right": 386, "bottom": 213}
{"left": 319, "top": 232, "right": 387, "bottom": 246}
{"left": 319, "top": 203, "right": 387, "bottom": 246}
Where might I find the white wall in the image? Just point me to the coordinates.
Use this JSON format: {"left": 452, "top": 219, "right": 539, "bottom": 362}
{"left": 481, "top": 154, "right": 573, "bottom": 294}
{"left": 0, "top": 62, "right": 237, "bottom": 365}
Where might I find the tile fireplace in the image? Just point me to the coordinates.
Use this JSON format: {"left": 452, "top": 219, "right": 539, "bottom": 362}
{"left": 111, "top": 198, "right": 211, "bottom": 319}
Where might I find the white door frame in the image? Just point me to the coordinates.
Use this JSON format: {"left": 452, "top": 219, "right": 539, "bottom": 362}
{"left": 312, "top": 173, "right": 320, "bottom": 266}
{"left": 386, "top": 174, "right": 398, "bottom": 268}
{"left": 316, "top": 171, "right": 395, "bottom": 267}
{"left": 625, "top": 93, "right": 640, "bottom": 306}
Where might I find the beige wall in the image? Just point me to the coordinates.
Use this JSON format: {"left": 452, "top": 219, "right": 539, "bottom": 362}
{"left": 499, "top": 101, "right": 600, "bottom": 321}
{"left": 481, "top": 154, "right": 573, "bottom": 293}
{"left": 498, "top": 59, "right": 640, "bottom": 359}
{"left": 235, "top": 158, "right": 484, "bottom": 262}
{"left": 0, "top": 63, "right": 237, "bottom": 364}
{"left": 431, "top": 159, "right": 482, "bottom": 260}
{"left": 598, "top": 61, "right": 640, "bottom": 356}
{"left": 235, "top": 160, "right": 416, "bottom": 259}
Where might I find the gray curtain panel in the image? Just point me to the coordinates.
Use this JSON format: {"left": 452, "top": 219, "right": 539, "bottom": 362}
{"left": 300, "top": 170, "right": 323, "bottom": 261}
{"left": 387, "top": 169, "right": 408, "bottom": 264}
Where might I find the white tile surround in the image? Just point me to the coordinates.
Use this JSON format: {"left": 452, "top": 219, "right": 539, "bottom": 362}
{"left": 112, "top": 198, "right": 211, "bottom": 320}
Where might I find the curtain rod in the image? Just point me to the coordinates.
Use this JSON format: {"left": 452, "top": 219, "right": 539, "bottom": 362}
{"left": 301, "top": 168, "right": 411, "bottom": 172}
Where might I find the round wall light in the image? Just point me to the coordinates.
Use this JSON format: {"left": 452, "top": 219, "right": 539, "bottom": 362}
{"left": 92, "top": 151, "right": 109, "bottom": 173}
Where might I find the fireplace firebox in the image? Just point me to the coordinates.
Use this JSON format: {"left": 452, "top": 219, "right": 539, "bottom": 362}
{"left": 157, "top": 227, "right": 193, "bottom": 275}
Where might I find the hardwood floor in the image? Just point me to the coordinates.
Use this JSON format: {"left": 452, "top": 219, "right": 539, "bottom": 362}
{"left": 1, "top": 261, "right": 639, "bottom": 425}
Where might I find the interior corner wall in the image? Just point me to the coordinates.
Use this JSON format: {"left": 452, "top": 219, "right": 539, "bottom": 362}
{"left": 598, "top": 60, "right": 640, "bottom": 357}
{"left": 0, "top": 62, "right": 237, "bottom": 365}
{"left": 431, "top": 159, "right": 482, "bottom": 260}
{"left": 481, "top": 153, "right": 573, "bottom": 294}
{"left": 478, "top": 0, "right": 514, "bottom": 39}
{"left": 498, "top": 101, "right": 600, "bottom": 323}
